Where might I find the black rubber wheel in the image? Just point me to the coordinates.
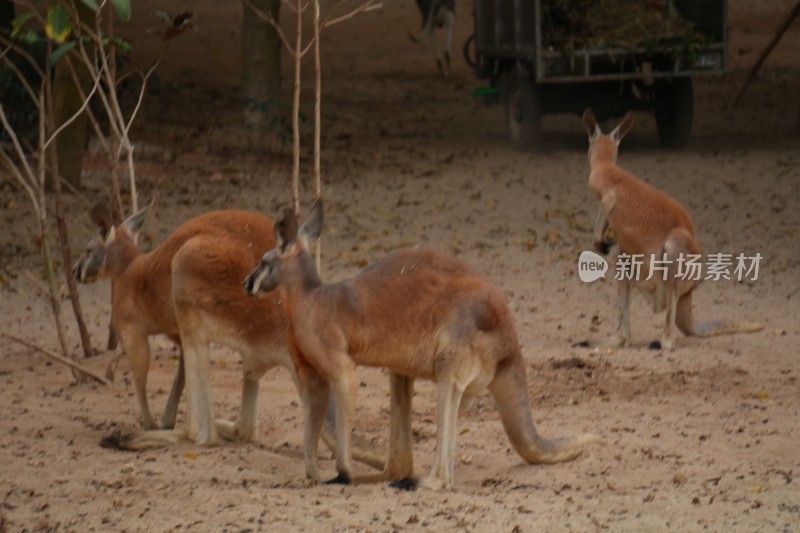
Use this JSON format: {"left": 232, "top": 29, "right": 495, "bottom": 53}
{"left": 655, "top": 77, "right": 693, "bottom": 149}
{"left": 502, "top": 69, "right": 541, "bottom": 150}
{"left": 463, "top": 33, "right": 477, "bottom": 70}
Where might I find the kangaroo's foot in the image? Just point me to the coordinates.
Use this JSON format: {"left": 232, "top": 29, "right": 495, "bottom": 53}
{"left": 604, "top": 332, "right": 628, "bottom": 348}
{"left": 101, "top": 429, "right": 184, "bottom": 450}
{"left": 323, "top": 472, "right": 352, "bottom": 485}
{"left": 216, "top": 419, "right": 257, "bottom": 442}
{"left": 389, "top": 477, "right": 418, "bottom": 491}
{"left": 414, "top": 475, "right": 450, "bottom": 491}
{"left": 658, "top": 334, "right": 676, "bottom": 351}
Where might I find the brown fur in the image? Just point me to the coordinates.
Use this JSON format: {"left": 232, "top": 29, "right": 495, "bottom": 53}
{"left": 582, "top": 109, "right": 762, "bottom": 349}
{"left": 245, "top": 202, "right": 602, "bottom": 490}
{"left": 74, "top": 206, "right": 285, "bottom": 447}
{"left": 73, "top": 204, "right": 385, "bottom": 469}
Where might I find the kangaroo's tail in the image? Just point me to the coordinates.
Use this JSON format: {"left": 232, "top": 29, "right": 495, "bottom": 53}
{"left": 489, "top": 352, "right": 604, "bottom": 465}
{"left": 676, "top": 292, "right": 763, "bottom": 338}
{"left": 692, "top": 320, "right": 763, "bottom": 337}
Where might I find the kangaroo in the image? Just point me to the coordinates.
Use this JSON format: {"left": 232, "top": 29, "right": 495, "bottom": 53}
{"left": 73, "top": 203, "right": 384, "bottom": 469}
{"left": 582, "top": 108, "right": 762, "bottom": 349}
{"left": 409, "top": 0, "right": 456, "bottom": 78}
{"left": 244, "top": 201, "right": 601, "bottom": 490}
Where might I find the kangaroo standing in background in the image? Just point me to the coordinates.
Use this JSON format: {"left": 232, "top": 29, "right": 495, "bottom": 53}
{"left": 244, "top": 201, "right": 601, "bottom": 490}
{"left": 409, "top": 0, "right": 456, "bottom": 78}
{"left": 582, "top": 109, "right": 762, "bottom": 349}
{"left": 72, "top": 203, "right": 384, "bottom": 469}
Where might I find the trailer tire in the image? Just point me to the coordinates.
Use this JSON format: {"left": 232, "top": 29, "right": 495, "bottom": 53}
{"left": 503, "top": 70, "right": 541, "bottom": 150}
{"left": 655, "top": 77, "right": 693, "bottom": 149}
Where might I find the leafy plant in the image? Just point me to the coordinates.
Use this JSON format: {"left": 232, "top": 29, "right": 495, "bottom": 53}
{"left": 0, "top": 0, "right": 190, "bottom": 381}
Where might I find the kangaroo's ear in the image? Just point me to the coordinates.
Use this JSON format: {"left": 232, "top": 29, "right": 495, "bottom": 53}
{"left": 91, "top": 203, "right": 113, "bottom": 237}
{"left": 122, "top": 200, "right": 154, "bottom": 236}
{"left": 582, "top": 108, "right": 600, "bottom": 139}
{"left": 273, "top": 223, "right": 284, "bottom": 251}
{"left": 611, "top": 112, "right": 635, "bottom": 144}
{"left": 299, "top": 199, "right": 323, "bottom": 246}
{"left": 275, "top": 208, "right": 298, "bottom": 251}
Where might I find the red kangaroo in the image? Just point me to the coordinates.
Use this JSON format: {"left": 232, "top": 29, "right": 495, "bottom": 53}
{"left": 244, "top": 201, "right": 601, "bottom": 490}
{"left": 583, "top": 108, "right": 762, "bottom": 349}
{"left": 73, "top": 203, "right": 384, "bottom": 468}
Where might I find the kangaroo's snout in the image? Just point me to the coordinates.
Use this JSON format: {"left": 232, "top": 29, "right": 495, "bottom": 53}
{"left": 244, "top": 264, "right": 270, "bottom": 296}
{"left": 243, "top": 273, "right": 257, "bottom": 296}
{"left": 72, "top": 259, "right": 90, "bottom": 283}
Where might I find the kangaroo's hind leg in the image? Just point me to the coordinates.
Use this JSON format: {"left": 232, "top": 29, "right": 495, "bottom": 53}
{"left": 120, "top": 328, "right": 160, "bottom": 430}
{"left": 325, "top": 357, "right": 359, "bottom": 484}
{"left": 296, "top": 359, "right": 330, "bottom": 483}
{"left": 417, "top": 354, "right": 467, "bottom": 491}
{"left": 217, "top": 354, "right": 269, "bottom": 442}
{"left": 179, "top": 329, "right": 218, "bottom": 445}
{"left": 660, "top": 227, "right": 700, "bottom": 349}
{"left": 423, "top": 376, "right": 465, "bottom": 490}
{"left": 385, "top": 372, "right": 415, "bottom": 482}
{"left": 161, "top": 347, "right": 185, "bottom": 429}
{"left": 607, "top": 280, "right": 631, "bottom": 347}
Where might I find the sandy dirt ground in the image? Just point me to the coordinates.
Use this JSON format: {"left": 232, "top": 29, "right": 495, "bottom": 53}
{"left": 1, "top": 1, "right": 799, "bottom": 531}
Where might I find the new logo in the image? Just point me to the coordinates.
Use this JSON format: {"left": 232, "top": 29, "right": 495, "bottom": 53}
{"left": 578, "top": 251, "right": 608, "bottom": 283}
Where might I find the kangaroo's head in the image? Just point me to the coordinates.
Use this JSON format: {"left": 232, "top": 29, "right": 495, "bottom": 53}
{"left": 244, "top": 200, "right": 323, "bottom": 296}
{"left": 582, "top": 108, "right": 634, "bottom": 167}
{"left": 72, "top": 201, "right": 152, "bottom": 283}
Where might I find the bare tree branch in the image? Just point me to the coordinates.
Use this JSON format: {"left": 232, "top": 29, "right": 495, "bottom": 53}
{"left": 0, "top": 143, "right": 38, "bottom": 211}
{"left": 244, "top": 0, "right": 297, "bottom": 56}
{"left": 291, "top": 0, "right": 302, "bottom": 215}
{"left": 1, "top": 332, "right": 111, "bottom": 385}
{"left": 313, "top": 0, "right": 322, "bottom": 271}
{"left": 322, "top": 1, "right": 381, "bottom": 28}
{"left": 43, "top": 67, "right": 102, "bottom": 151}
{"left": 0, "top": 39, "right": 41, "bottom": 105}
{"left": 0, "top": 103, "right": 39, "bottom": 209}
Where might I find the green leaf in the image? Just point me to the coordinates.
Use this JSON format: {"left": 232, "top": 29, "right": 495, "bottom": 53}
{"left": 49, "top": 41, "right": 76, "bottom": 66}
{"left": 111, "top": 37, "right": 132, "bottom": 55}
{"left": 46, "top": 5, "right": 72, "bottom": 44}
{"left": 109, "top": 0, "right": 132, "bottom": 22}
{"left": 78, "top": 0, "right": 100, "bottom": 12}
{"left": 11, "top": 11, "right": 35, "bottom": 39}
{"left": 102, "top": 36, "right": 132, "bottom": 54}
{"left": 20, "top": 30, "right": 43, "bottom": 46}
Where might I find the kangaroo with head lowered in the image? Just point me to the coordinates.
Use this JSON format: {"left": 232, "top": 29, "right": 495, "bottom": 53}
{"left": 244, "top": 201, "right": 602, "bottom": 490}
{"left": 582, "top": 108, "right": 762, "bottom": 350}
{"left": 72, "top": 203, "right": 384, "bottom": 467}
{"left": 409, "top": 0, "right": 456, "bottom": 78}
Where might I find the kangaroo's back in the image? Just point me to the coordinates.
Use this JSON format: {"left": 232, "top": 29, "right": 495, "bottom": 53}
{"left": 150, "top": 210, "right": 275, "bottom": 273}
{"left": 169, "top": 210, "right": 285, "bottom": 347}
{"left": 324, "top": 248, "right": 517, "bottom": 377}
{"left": 604, "top": 168, "right": 698, "bottom": 255}
{"left": 113, "top": 210, "right": 277, "bottom": 340}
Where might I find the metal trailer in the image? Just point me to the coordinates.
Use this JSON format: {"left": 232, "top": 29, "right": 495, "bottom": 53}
{"left": 465, "top": 0, "right": 727, "bottom": 148}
